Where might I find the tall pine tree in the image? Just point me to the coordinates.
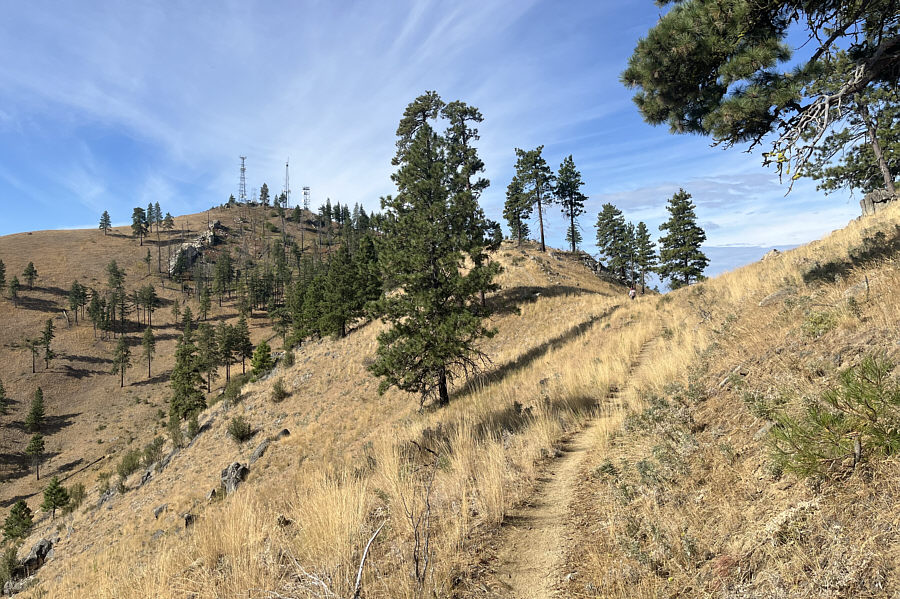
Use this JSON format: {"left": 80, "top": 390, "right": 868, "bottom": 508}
{"left": 99, "top": 211, "right": 112, "bottom": 235}
{"left": 595, "top": 203, "right": 629, "bottom": 282}
{"left": 657, "top": 189, "right": 709, "bottom": 289}
{"left": 371, "top": 91, "right": 497, "bottom": 408}
{"left": 503, "top": 176, "right": 531, "bottom": 245}
{"left": 634, "top": 221, "right": 657, "bottom": 293}
{"left": 555, "top": 155, "right": 587, "bottom": 252}
{"left": 512, "top": 146, "right": 554, "bottom": 252}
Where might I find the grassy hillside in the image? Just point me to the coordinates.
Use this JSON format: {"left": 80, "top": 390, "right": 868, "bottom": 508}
{"left": 3, "top": 200, "right": 900, "bottom": 598}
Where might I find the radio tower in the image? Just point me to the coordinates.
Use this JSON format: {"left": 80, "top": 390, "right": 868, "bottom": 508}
{"left": 238, "top": 156, "right": 247, "bottom": 204}
{"left": 302, "top": 186, "right": 310, "bottom": 211}
{"left": 283, "top": 159, "right": 291, "bottom": 208}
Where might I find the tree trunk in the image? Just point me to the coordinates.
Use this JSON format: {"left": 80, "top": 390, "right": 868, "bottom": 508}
{"left": 148, "top": 356, "right": 151, "bottom": 379}
{"left": 537, "top": 194, "right": 545, "bottom": 252}
{"left": 858, "top": 100, "right": 896, "bottom": 195}
{"left": 120, "top": 368, "right": 124, "bottom": 388}
{"left": 437, "top": 367, "right": 449, "bottom": 407}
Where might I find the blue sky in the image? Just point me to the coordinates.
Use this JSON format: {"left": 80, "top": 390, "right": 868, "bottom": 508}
{"left": 0, "top": 1, "right": 861, "bottom": 279}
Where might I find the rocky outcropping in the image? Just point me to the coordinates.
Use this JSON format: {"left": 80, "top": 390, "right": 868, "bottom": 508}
{"left": 221, "top": 462, "right": 249, "bottom": 495}
{"left": 860, "top": 189, "right": 897, "bottom": 216}
{"left": 167, "top": 220, "right": 225, "bottom": 275}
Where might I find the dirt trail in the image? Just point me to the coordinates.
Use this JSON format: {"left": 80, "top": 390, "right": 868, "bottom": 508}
{"left": 487, "top": 338, "right": 656, "bottom": 598}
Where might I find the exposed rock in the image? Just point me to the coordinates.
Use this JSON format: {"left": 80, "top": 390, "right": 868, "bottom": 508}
{"left": 167, "top": 221, "right": 225, "bottom": 275}
{"left": 98, "top": 487, "right": 116, "bottom": 506}
{"left": 183, "top": 513, "right": 196, "bottom": 528}
{"left": 4, "top": 576, "right": 30, "bottom": 595}
{"left": 860, "top": 189, "right": 897, "bottom": 216}
{"left": 761, "top": 248, "right": 781, "bottom": 261}
{"left": 153, "top": 504, "right": 167, "bottom": 519}
{"left": 205, "top": 488, "right": 218, "bottom": 502}
{"left": 158, "top": 449, "right": 177, "bottom": 471}
{"left": 140, "top": 469, "right": 152, "bottom": 487}
{"left": 249, "top": 440, "right": 270, "bottom": 465}
{"left": 276, "top": 428, "right": 291, "bottom": 439}
{"left": 758, "top": 287, "right": 796, "bottom": 307}
{"left": 21, "top": 538, "right": 53, "bottom": 576}
{"left": 753, "top": 422, "right": 775, "bottom": 441}
{"left": 843, "top": 278, "right": 870, "bottom": 299}
{"left": 221, "top": 462, "right": 250, "bottom": 495}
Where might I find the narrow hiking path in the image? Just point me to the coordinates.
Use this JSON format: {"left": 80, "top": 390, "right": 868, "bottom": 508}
{"left": 483, "top": 337, "right": 657, "bottom": 598}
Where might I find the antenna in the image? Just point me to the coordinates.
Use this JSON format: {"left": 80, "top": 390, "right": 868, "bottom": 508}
{"left": 284, "top": 159, "right": 291, "bottom": 209}
{"left": 302, "top": 186, "right": 310, "bottom": 211}
{"left": 238, "top": 156, "right": 247, "bottom": 204}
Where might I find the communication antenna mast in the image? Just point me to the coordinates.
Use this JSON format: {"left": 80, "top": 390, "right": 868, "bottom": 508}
{"left": 238, "top": 156, "right": 247, "bottom": 204}
{"left": 302, "top": 186, "right": 310, "bottom": 211}
{"left": 284, "top": 159, "right": 291, "bottom": 209}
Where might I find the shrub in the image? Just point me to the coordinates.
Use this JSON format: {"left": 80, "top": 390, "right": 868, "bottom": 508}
{"left": 117, "top": 449, "right": 142, "bottom": 480}
{"left": 801, "top": 310, "right": 837, "bottom": 338}
{"left": 769, "top": 355, "right": 900, "bottom": 478}
{"left": 97, "top": 471, "right": 112, "bottom": 494}
{"left": 227, "top": 416, "right": 253, "bottom": 443}
{"left": 271, "top": 378, "right": 289, "bottom": 403}
{"left": 282, "top": 349, "right": 295, "bottom": 368}
{"left": 142, "top": 437, "right": 165, "bottom": 468}
{"left": 251, "top": 341, "right": 274, "bottom": 377}
{"left": 3, "top": 500, "right": 33, "bottom": 541}
{"left": 187, "top": 413, "right": 200, "bottom": 440}
{"left": 65, "top": 482, "right": 86, "bottom": 514}
{"left": 0, "top": 545, "right": 18, "bottom": 590}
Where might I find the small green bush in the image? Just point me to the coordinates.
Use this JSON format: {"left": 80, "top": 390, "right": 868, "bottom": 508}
{"left": 802, "top": 310, "right": 837, "bottom": 338}
{"left": 769, "top": 355, "right": 900, "bottom": 478}
{"left": 221, "top": 374, "right": 249, "bottom": 407}
{"left": 142, "top": 437, "right": 165, "bottom": 468}
{"left": 116, "top": 449, "right": 142, "bottom": 479}
{"left": 187, "top": 413, "right": 200, "bottom": 440}
{"left": 271, "top": 378, "right": 289, "bottom": 403}
{"left": 282, "top": 349, "right": 295, "bottom": 368}
{"left": 0, "top": 545, "right": 18, "bottom": 589}
{"left": 227, "top": 416, "right": 253, "bottom": 443}
{"left": 97, "top": 471, "right": 112, "bottom": 494}
{"left": 65, "top": 482, "right": 86, "bottom": 514}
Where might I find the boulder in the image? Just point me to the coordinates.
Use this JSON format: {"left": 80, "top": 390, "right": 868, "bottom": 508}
{"left": 140, "top": 469, "right": 152, "bottom": 487}
{"left": 153, "top": 504, "right": 167, "bottom": 519}
{"left": 221, "top": 462, "right": 250, "bottom": 495}
{"left": 98, "top": 487, "right": 116, "bottom": 507}
{"left": 249, "top": 440, "right": 270, "bottom": 465}
{"left": 21, "top": 538, "right": 53, "bottom": 575}
{"left": 205, "top": 488, "right": 218, "bottom": 502}
{"left": 276, "top": 428, "right": 291, "bottom": 439}
{"left": 860, "top": 189, "right": 897, "bottom": 216}
{"left": 183, "top": 513, "right": 196, "bottom": 528}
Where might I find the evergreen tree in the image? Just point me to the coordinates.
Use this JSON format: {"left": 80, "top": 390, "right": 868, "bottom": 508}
{"left": 234, "top": 316, "right": 253, "bottom": 375}
{"left": 199, "top": 287, "right": 211, "bottom": 321}
{"left": 623, "top": 222, "right": 638, "bottom": 286}
{"left": 111, "top": 336, "right": 132, "bottom": 387}
{"left": 299, "top": 274, "right": 325, "bottom": 340}
{"left": 25, "top": 388, "right": 44, "bottom": 433}
{"left": 41, "top": 476, "right": 69, "bottom": 519}
{"left": 22, "top": 262, "right": 38, "bottom": 289}
{"left": 634, "top": 221, "right": 657, "bottom": 294}
{"left": 40, "top": 318, "right": 55, "bottom": 369}
{"left": 106, "top": 260, "right": 125, "bottom": 291}
{"left": 259, "top": 183, "right": 270, "bottom": 207}
{"left": 163, "top": 212, "right": 175, "bottom": 232}
{"left": 196, "top": 323, "right": 218, "bottom": 393}
{"left": 131, "top": 207, "right": 149, "bottom": 245}
{"left": 512, "top": 146, "right": 554, "bottom": 252}
{"left": 99, "top": 210, "right": 112, "bottom": 235}
{"left": 622, "top": 0, "right": 900, "bottom": 183}
{"left": 595, "top": 203, "right": 629, "bottom": 282}
{"left": 354, "top": 235, "right": 382, "bottom": 312}
{"left": 217, "top": 321, "right": 235, "bottom": 382}
{"left": 181, "top": 306, "right": 193, "bottom": 332}
{"left": 555, "top": 155, "right": 587, "bottom": 252}
{"left": 657, "top": 189, "right": 709, "bottom": 289}
{"left": 154, "top": 202, "right": 163, "bottom": 231}
{"left": 144, "top": 248, "right": 152, "bottom": 276}
{"left": 320, "top": 244, "right": 357, "bottom": 338}
{"left": 251, "top": 340, "right": 273, "bottom": 377}
{"left": 25, "top": 434, "right": 44, "bottom": 480}
{"left": 3, "top": 501, "right": 33, "bottom": 541}
{"left": 141, "top": 326, "right": 155, "bottom": 379}
{"left": 8, "top": 276, "right": 19, "bottom": 307}
{"left": 370, "top": 91, "right": 497, "bottom": 408}
{"left": 170, "top": 328, "right": 206, "bottom": 421}
{"left": 68, "top": 281, "right": 85, "bottom": 324}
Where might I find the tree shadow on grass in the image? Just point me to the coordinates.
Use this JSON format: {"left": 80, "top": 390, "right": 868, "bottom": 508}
{"left": 450, "top": 304, "right": 618, "bottom": 402}
{"left": 61, "top": 365, "right": 106, "bottom": 379}
{"left": 15, "top": 295, "right": 60, "bottom": 314}
{"left": 489, "top": 285, "right": 601, "bottom": 316}
{"left": 803, "top": 225, "right": 900, "bottom": 285}
{"left": 0, "top": 450, "right": 62, "bottom": 493}
{"left": 131, "top": 371, "right": 171, "bottom": 387}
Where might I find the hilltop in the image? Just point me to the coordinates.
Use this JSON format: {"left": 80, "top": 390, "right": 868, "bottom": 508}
{"left": 1, "top": 201, "right": 899, "bottom": 598}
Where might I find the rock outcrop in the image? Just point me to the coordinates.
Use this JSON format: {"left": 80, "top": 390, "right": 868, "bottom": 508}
{"left": 221, "top": 462, "right": 249, "bottom": 495}
{"left": 167, "top": 220, "right": 225, "bottom": 275}
{"left": 860, "top": 189, "right": 897, "bottom": 216}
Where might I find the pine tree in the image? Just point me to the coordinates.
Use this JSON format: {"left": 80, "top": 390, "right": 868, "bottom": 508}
{"left": 196, "top": 323, "right": 218, "bottom": 393}
{"left": 299, "top": 274, "right": 324, "bottom": 340}
{"left": 170, "top": 328, "right": 206, "bottom": 421}
{"left": 41, "top": 476, "right": 69, "bottom": 519}
{"left": 259, "top": 183, "right": 270, "bottom": 207}
{"left": 634, "top": 221, "right": 657, "bottom": 294}
{"left": 234, "top": 316, "right": 253, "bottom": 375}
{"left": 354, "top": 235, "right": 382, "bottom": 313}
{"left": 199, "top": 287, "right": 211, "bottom": 321}
{"left": 657, "top": 189, "right": 709, "bottom": 289}
{"left": 320, "top": 244, "right": 357, "bottom": 338}
{"left": 25, "top": 388, "right": 44, "bottom": 433}
{"left": 512, "top": 146, "right": 554, "bottom": 252}
{"left": 621, "top": 0, "right": 900, "bottom": 183}
{"left": 68, "top": 281, "right": 84, "bottom": 324}
{"left": 181, "top": 305, "right": 193, "bottom": 332}
{"left": 251, "top": 340, "right": 273, "bottom": 377}
{"left": 163, "top": 212, "right": 175, "bottom": 232}
{"left": 370, "top": 91, "right": 497, "bottom": 408}
{"left": 595, "top": 203, "right": 629, "bottom": 282}
{"left": 99, "top": 210, "right": 112, "bottom": 235}
{"left": 555, "top": 155, "right": 587, "bottom": 252}
{"left": 154, "top": 202, "right": 163, "bottom": 232}
{"left": 40, "top": 318, "right": 55, "bottom": 369}
{"left": 25, "top": 434, "right": 44, "bottom": 480}
{"left": 22, "top": 262, "right": 38, "bottom": 289}
{"left": 8, "top": 276, "right": 19, "bottom": 307}
{"left": 217, "top": 321, "right": 236, "bottom": 382}
{"left": 141, "top": 326, "right": 155, "bottom": 379}
{"left": 131, "top": 207, "right": 149, "bottom": 245}
{"left": 3, "top": 501, "right": 33, "bottom": 541}
{"left": 623, "top": 222, "right": 637, "bottom": 286}
{"left": 111, "top": 336, "right": 132, "bottom": 387}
